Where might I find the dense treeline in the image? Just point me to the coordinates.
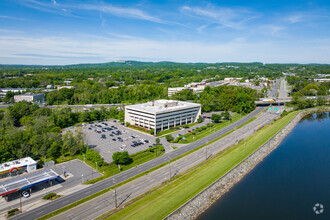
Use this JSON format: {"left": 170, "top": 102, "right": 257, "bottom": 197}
{"left": 46, "top": 83, "right": 167, "bottom": 105}
{"left": 0, "top": 101, "right": 123, "bottom": 163}
{"left": 1, "top": 61, "right": 313, "bottom": 90}
{"left": 287, "top": 76, "right": 330, "bottom": 109}
{"left": 199, "top": 86, "right": 257, "bottom": 113}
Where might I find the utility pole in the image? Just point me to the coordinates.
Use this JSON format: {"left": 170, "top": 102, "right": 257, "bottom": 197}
{"left": 205, "top": 141, "right": 208, "bottom": 160}
{"left": 19, "top": 193, "right": 22, "bottom": 213}
{"left": 113, "top": 176, "right": 118, "bottom": 208}
{"left": 168, "top": 158, "right": 172, "bottom": 180}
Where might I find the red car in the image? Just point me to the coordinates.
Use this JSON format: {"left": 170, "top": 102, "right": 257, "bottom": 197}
{"left": 187, "top": 130, "right": 191, "bottom": 133}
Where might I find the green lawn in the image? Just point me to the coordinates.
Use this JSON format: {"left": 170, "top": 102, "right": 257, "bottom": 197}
{"left": 176, "top": 113, "right": 243, "bottom": 143}
{"left": 83, "top": 145, "right": 165, "bottom": 184}
{"left": 103, "top": 111, "right": 298, "bottom": 220}
{"left": 157, "top": 128, "right": 180, "bottom": 136}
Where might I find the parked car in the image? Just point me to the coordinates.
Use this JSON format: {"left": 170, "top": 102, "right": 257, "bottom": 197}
{"left": 88, "top": 127, "right": 92, "bottom": 130}
{"left": 112, "top": 138, "right": 116, "bottom": 141}
{"left": 101, "top": 134, "right": 106, "bottom": 139}
{"left": 187, "top": 130, "right": 191, "bottom": 133}
{"left": 22, "top": 191, "right": 30, "bottom": 198}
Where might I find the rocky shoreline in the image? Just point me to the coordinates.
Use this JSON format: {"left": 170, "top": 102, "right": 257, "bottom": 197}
{"left": 164, "top": 107, "right": 330, "bottom": 220}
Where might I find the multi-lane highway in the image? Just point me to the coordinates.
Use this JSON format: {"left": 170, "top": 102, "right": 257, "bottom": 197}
{"left": 17, "top": 107, "right": 265, "bottom": 220}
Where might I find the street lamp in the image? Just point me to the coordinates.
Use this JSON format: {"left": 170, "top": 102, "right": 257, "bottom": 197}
{"left": 95, "top": 162, "right": 98, "bottom": 172}
{"left": 81, "top": 174, "right": 84, "bottom": 183}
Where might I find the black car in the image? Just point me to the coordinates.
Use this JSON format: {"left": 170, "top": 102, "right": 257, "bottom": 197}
{"left": 109, "top": 134, "right": 114, "bottom": 137}
{"left": 112, "top": 138, "right": 116, "bottom": 141}
{"left": 88, "top": 127, "right": 92, "bottom": 130}
{"left": 144, "top": 140, "right": 149, "bottom": 143}
{"left": 101, "top": 134, "right": 106, "bottom": 139}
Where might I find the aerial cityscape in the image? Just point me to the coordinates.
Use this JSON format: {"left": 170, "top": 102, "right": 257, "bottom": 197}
{"left": 0, "top": 0, "right": 329, "bottom": 220}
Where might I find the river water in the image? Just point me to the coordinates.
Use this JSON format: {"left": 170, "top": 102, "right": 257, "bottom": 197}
{"left": 198, "top": 112, "right": 330, "bottom": 220}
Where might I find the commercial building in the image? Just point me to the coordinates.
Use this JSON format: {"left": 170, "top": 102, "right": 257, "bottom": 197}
{"left": 125, "top": 100, "right": 201, "bottom": 135}
{"left": 0, "top": 157, "right": 37, "bottom": 179}
{"left": 14, "top": 93, "right": 44, "bottom": 103}
{"left": 0, "top": 169, "right": 59, "bottom": 199}
{"left": 168, "top": 87, "right": 186, "bottom": 97}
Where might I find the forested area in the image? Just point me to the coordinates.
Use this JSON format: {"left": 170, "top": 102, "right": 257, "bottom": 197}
{"left": 0, "top": 101, "right": 123, "bottom": 163}
{"left": 199, "top": 86, "right": 257, "bottom": 113}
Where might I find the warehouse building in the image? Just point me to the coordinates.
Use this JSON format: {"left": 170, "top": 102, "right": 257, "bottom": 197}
{"left": 125, "top": 100, "right": 201, "bottom": 135}
{"left": 14, "top": 93, "right": 44, "bottom": 103}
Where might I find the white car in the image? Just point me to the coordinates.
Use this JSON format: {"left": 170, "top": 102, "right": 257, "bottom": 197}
{"left": 119, "top": 147, "right": 124, "bottom": 151}
{"left": 22, "top": 191, "right": 30, "bottom": 198}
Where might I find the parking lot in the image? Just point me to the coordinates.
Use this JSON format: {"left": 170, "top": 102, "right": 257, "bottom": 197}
{"left": 83, "top": 120, "right": 156, "bottom": 163}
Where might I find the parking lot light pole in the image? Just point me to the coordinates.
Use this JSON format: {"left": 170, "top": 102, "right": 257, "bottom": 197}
{"left": 81, "top": 174, "right": 84, "bottom": 183}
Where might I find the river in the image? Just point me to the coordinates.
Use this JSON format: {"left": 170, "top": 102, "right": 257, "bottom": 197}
{"left": 198, "top": 112, "right": 330, "bottom": 220}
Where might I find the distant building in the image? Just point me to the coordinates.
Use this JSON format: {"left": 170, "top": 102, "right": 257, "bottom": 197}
{"left": 168, "top": 87, "right": 186, "bottom": 96}
{"left": 14, "top": 93, "right": 44, "bottom": 103}
{"left": 0, "top": 157, "right": 37, "bottom": 179}
{"left": 125, "top": 100, "right": 201, "bottom": 135}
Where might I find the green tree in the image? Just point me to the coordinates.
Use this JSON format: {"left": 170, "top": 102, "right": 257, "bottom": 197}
{"left": 112, "top": 151, "right": 133, "bottom": 165}
{"left": 156, "top": 138, "right": 160, "bottom": 144}
{"left": 197, "top": 115, "right": 203, "bottom": 123}
{"left": 211, "top": 114, "right": 221, "bottom": 123}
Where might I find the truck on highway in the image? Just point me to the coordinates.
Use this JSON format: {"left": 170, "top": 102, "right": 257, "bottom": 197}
{"left": 262, "top": 99, "right": 276, "bottom": 102}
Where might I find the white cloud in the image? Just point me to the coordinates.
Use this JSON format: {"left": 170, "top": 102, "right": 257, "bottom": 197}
{"left": 285, "top": 15, "right": 304, "bottom": 24}
{"left": 79, "top": 4, "right": 162, "bottom": 23}
{"left": 0, "top": 34, "right": 329, "bottom": 65}
{"left": 181, "top": 5, "right": 257, "bottom": 29}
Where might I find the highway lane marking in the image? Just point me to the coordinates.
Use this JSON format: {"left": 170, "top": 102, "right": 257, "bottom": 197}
{"left": 37, "top": 211, "right": 44, "bottom": 215}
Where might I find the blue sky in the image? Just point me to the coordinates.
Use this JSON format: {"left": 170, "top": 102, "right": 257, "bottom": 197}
{"left": 0, "top": 0, "right": 330, "bottom": 65}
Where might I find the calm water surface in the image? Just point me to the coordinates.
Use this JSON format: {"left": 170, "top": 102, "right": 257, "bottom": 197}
{"left": 198, "top": 112, "right": 330, "bottom": 220}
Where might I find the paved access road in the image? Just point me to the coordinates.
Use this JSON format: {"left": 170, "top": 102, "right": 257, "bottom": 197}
{"left": 16, "top": 107, "right": 265, "bottom": 220}
{"left": 278, "top": 78, "right": 288, "bottom": 99}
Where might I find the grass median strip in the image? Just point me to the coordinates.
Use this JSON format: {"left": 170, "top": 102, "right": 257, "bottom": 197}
{"left": 36, "top": 112, "right": 260, "bottom": 220}
{"left": 101, "top": 111, "right": 298, "bottom": 220}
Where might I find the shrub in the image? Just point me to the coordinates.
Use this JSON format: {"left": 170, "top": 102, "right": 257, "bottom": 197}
{"left": 42, "top": 193, "right": 56, "bottom": 200}
{"left": 165, "top": 134, "right": 173, "bottom": 142}
{"left": 8, "top": 208, "right": 19, "bottom": 216}
{"left": 86, "top": 148, "right": 107, "bottom": 166}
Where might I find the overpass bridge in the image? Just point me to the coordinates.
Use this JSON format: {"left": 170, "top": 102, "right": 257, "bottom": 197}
{"left": 255, "top": 99, "right": 291, "bottom": 106}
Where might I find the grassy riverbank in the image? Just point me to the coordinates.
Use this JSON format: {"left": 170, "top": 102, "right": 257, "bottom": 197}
{"left": 102, "top": 111, "right": 298, "bottom": 220}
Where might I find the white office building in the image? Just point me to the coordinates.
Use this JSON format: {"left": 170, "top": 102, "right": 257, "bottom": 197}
{"left": 14, "top": 93, "right": 44, "bottom": 103}
{"left": 125, "top": 100, "right": 201, "bottom": 135}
